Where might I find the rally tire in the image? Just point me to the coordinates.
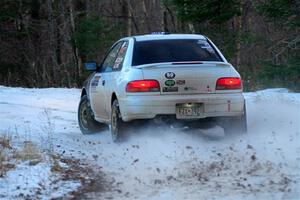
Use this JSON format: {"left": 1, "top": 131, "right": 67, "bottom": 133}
{"left": 110, "top": 99, "right": 126, "bottom": 142}
{"left": 78, "top": 95, "right": 104, "bottom": 134}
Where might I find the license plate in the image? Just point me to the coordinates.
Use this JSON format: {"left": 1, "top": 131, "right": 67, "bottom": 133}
{"left": 176, "top": 103, "right": 204, "bottom": 119}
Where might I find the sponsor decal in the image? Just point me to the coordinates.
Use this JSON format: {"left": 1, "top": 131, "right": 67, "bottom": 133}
{"left": 165, "top": 72, "right": 176, "bottom": 79}
{"left": 113, "top": 57, "right": 124, "bottom": 69}
{"left": 176, "top": 80, "right": 185, "bottom": 85}
{"left": 115, "top": 57, "right": 123, "bottom": 63}
{"left": 184, "top": 86, "right": 197, "bottom": 91}
{"left": 163, "top": 87, "right": 178, "bottom": 92}
{"left": 197, "top": 40, "right": 214, "bottom": 53}
{"left": 113, "top": 63, "right": 120, "bottom": 69}
{"left": 119, "top": 42, "right": 128, "bottom": 54}
{"left": 91, "top": 76, "right": 100, "bottom": 87}
{"left": 91, "top": 76, "right": 100, "bottom": 93}
{"left": 165, "top": 80, "right": 175, "bottom": 87}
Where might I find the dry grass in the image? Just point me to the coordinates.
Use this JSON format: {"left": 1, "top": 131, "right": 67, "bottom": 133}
{"left": 0, "top": 133, "right": 108, "bottom": 199}
{"left": 0, "top": 135, "right": 15, "bottom": 177}
{"left": 0, "top": 135, "right": 12, "bottom": 149}
{"left": 40, "top": 108, "right": 54, "bottom": 152}
{"left": 15, "top": 141, "right": 42, "bottom": 165}
{"left": 0, "top": 135, "right": 43, "bottom": 177}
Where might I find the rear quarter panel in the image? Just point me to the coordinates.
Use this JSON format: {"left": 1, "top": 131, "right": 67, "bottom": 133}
{"left": 107, "top": 38, "right": 144, "bottom": 115}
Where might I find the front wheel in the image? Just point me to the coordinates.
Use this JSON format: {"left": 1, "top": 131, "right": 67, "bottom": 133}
{"left": 78, "top": 95, "right": 105, "bottom": 134}
{"left": 110, "top": 99, "right": 126, "bottom": 142}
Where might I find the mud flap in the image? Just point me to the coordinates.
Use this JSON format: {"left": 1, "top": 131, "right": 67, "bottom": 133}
{"left": 218, "top": 103, "right": 247, "bottom": 134}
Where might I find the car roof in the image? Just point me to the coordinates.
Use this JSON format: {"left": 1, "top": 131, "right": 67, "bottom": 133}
{"left": 124, "top": 34, "right": 207, "bottom": 42}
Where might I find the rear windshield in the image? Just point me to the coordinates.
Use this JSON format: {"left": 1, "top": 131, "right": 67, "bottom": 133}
{"left": 132, "top": 39, "right": 222, "bottom": 66}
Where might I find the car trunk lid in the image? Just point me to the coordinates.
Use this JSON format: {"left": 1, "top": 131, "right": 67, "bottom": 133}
{"left": 138, "top": 62, "right": 232, "bottom": 94}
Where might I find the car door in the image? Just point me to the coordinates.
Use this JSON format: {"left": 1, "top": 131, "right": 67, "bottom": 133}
{"left": 90, "top": 41, "right": 123, "bottom": 122}
{"left": 104, "top": 41, "right": 129, "bottom": 118}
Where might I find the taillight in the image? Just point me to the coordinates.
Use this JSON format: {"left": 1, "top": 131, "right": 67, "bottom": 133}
{"left": 216, "top": 77, "right": 242, "bottom": 90}
{"left": 126, "top": 80, "right": 160, "bottom": 92}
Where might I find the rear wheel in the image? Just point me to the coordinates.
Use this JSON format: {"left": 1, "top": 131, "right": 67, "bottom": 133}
{"left": 78, "top": 95, "right": 105, "bottom": 134}
{"left": 110, "top": 99, "right": 126, "bottom": 142}
{"left": 220, "top": 104, "right": 247, "bottom": 134}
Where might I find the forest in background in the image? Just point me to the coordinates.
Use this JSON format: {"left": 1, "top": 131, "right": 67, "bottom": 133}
{"left": 0, "top": 0, "right": 299, "bottom": 91}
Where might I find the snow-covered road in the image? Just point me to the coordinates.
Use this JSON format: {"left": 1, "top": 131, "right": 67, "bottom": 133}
{"left": 0, "top": 86, "right": 299, "bottom": 199}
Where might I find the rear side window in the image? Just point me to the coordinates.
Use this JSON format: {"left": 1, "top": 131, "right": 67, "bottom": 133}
{"left": 101, "top": 42, "right": 123, "bottom": 72}
{"left": 112, "top": 41, "right": 128, "bottom": 71}
{"left": 132, "top": 39, "right": 222, "bottom": 66}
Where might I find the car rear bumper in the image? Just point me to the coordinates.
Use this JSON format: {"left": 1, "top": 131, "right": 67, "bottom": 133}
{"left": 118, "top": 93, "right": 245, "bottom": 122}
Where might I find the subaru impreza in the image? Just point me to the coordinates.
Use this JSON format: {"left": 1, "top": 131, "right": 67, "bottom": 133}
{"left": 78, "top": 33, "right": 247, "bottom": 141}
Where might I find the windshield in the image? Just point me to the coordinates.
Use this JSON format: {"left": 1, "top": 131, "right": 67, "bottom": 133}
{"left": 132, "top": 39, "right": 222, "bottom": 66}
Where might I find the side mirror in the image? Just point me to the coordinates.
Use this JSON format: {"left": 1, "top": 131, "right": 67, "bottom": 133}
{"left": 84, "top": 62, "right": 97, "bottom": 71}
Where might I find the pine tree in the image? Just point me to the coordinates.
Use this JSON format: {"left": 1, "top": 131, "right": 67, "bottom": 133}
{"left": 258, "top": 0, "right": 300, "bottom": 90}
{"left": 171, "top": 0, "right": 241, "bottom": 24}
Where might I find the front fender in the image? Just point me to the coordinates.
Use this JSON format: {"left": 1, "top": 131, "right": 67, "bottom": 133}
{"left": 81, "top": 72, "right": 96, "bottom": 98}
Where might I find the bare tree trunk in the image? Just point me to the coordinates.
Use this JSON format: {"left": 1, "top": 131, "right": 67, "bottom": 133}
{"left": 127, "top": 2, "right": 139, "bottom": 33}
{"left": 235, "top": 0, "right": 243, "bottom": 70}
{"left": 46, "top": 0, "right": 59, "bottom": 86}
{"left": 159, "top": 0, "right": 167, "bottom": 31}
{"left": 68, "top": 0, "right": 82, "bottom": 85}
{"left": 163, "top": 2, "right": 176, "bottom": 32}
{"left": 122, "top": 0, "right": 132, "bottom": 36}
{"left": 188, "top": 23, "right": 195, "bottom": 33}
{"left": 127, "top": 0, "right": 132, "bottom": 36}
{"left": 141, "top": 0, "right": 150, "bottom": 32}
{"left": 183, "top": 1, "right": 195, "bottom": 33}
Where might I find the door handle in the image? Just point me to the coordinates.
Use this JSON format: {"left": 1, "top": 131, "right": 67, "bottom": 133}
{"left": 102, "top": 80, "right": 105, "bottom": 86}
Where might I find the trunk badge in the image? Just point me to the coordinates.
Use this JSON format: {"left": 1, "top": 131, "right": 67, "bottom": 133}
{"left": 165, "top": 72, "right": 176, "bottom": 79}
{"left": 165, "top": 80, "right": 176, "bottom": 86}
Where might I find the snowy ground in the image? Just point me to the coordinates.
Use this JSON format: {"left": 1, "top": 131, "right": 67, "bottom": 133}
{"left": 0, "top": 86, "right": 299, "bottom": 199}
